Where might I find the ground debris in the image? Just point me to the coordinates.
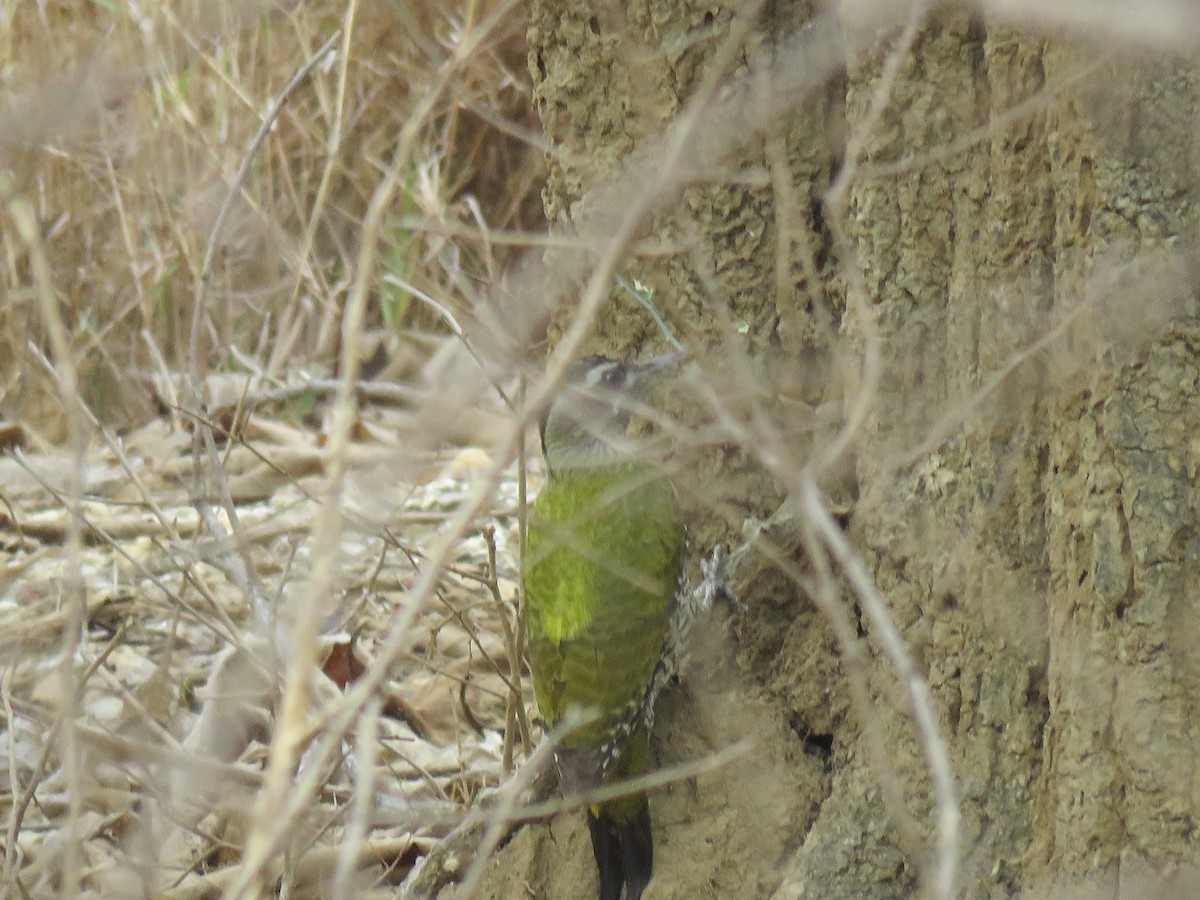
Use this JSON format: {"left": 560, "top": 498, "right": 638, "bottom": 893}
{"left": 0, "top": 405, "right": 532, "bottom": 897}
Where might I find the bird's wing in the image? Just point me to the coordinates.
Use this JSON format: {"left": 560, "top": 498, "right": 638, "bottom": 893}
{"left": 525, "top": 468, "right": 683, "bottom": 753}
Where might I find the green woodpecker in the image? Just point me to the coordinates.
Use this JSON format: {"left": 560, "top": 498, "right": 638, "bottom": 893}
{"left": 524, "top": 353, "right": 686, "bottom": 900}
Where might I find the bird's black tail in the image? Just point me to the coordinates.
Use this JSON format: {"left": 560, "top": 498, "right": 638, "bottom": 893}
{"left": 587, "top": 794, "right": 653, "bottom": 900}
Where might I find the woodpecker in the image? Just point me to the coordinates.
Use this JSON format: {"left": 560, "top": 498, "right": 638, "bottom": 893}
{"left": 524, "top": 352, "right": 686, "bottom": 900}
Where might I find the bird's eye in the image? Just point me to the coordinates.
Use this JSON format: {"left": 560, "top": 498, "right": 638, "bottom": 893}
{"left": 601, "top": 365, "right": 625, "bottom": 388}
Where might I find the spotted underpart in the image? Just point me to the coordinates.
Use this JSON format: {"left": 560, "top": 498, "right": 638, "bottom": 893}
{"left": 554, "top": 542, "right": 730, "bottom": 794}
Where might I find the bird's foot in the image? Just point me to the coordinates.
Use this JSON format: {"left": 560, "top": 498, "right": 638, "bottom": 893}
{"left": 699, "top": 543, "right": 745, "bottom": 615}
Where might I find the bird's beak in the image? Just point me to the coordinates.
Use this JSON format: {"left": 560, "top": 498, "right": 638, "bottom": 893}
{"left": 629, "top": 349, "right": 689, "bottom": 377}
{"left": 626, "top": 350, "right": 688, "bottom": 397}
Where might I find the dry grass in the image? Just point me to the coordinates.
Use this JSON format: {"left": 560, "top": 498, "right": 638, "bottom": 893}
{"left": 0, "top": 0, "right": 542, "bottom": 438}
{"left": 3, "top": 1, "right": 1199, "bottom": 898}
{"left": 1, "top": 1, "right": 546, "bottom": 896}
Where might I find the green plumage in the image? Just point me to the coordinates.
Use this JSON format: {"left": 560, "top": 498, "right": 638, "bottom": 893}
{"left": 526, "top": 463, "right": 682, "bottom": 751}
{"left": 524, "top": 352, "right": 686, "bottom": 900}
{"left": 525, "top": 461, "right": 683, "bottom": 900}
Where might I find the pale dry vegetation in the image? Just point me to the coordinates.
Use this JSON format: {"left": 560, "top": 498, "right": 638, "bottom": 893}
{"left": 1, "top": 0, "right": 543, "bottom": 436}
{"left": 3, "top": 1, "right": 1200, "bottom": 899}
{"left": 1, "top": 1, "right": 547, "bottom": 896}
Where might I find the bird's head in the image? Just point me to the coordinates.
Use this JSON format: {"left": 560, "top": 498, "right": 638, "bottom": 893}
{"left": 539, "top": 352, "right": 685, "bottom": 472}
